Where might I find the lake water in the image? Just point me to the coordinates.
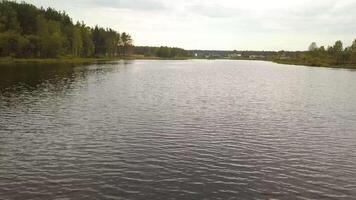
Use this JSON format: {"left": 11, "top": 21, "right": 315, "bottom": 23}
{"left": 1, "top": 60, "right": 356, "bottom": 199}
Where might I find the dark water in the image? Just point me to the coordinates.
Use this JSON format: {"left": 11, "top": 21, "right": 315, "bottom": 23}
{"left": 1, "top": 60, "right": 356, "bottom": 200}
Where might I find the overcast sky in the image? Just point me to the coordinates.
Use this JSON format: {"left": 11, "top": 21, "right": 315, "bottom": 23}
{"left": 27, "top": 0, "right": 356, "bottom": 51}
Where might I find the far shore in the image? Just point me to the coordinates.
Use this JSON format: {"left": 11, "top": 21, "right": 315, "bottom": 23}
{"left": 0, "top": 57, "right": 117, "bottom": 65}
{"left": 1, "top": 56, "right": 355, "bottom": 70}
{"left": 272, "top": 59, "right": 356, "bottom": 69}
{"left": 0, "top": 56, "right": 192, "bottom": 65}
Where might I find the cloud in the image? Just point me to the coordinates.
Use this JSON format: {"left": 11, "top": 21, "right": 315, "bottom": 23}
{"left": 187, "top": 4, "right": 241, "bottom": 18}
{"left": 26, "top": 0, "right": 356, "bottom": 50}
{"left": 87, "top": 0, "right": 167, "bottom": 11}
{"left": 263, "top": 1, "right": 356, "bottom": 34}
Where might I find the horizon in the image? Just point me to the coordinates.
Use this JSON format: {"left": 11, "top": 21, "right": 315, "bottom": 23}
{"left": 19, "top": 0, "right": 356, "bottom": 51}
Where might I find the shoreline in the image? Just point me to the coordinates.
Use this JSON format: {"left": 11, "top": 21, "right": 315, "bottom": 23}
{"left": 0, "top": 56, "right": 191, "bottom": 65}
{"left": 0, "top": 57, "right": 118, "bottom": 65}
{"left": 1, "top": 57, "right": 356, "bottom": 70}
{"left": 272, "top": 59, "right": 356, "bottom": 70}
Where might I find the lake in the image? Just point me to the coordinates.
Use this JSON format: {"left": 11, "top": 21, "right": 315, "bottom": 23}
{"left": 1, "top": 60, "right": 356, "bottom": 199}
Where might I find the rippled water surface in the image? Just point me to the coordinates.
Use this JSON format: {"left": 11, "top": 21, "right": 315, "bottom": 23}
{"left": 1, "top": 60, "right": 356, "bottom": 200}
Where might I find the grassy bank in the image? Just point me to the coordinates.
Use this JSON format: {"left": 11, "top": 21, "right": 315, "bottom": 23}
{"left": 0, "top": 57, "right": 121, "bottom": 65}
{"left": 0, "top": 55, "right": 191, "bottom": 65}
{"left": 3, "top": 56, "right": 355, "bottom": 69}
{"left": 272, "top": 59, "right": 356, "bottom": 69}
{"left": 129, "top": 55, "right": 191, "bottom": 60}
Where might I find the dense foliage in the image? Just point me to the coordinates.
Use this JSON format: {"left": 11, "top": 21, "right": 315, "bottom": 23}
{"left": 134, "top": 46, "right": 190, "bottom": 58}
{"left": 274, "top": 39, "right": 356, "bottom": 67}
{"left": 0, "top": 1, "right": 132, "bottom": 58}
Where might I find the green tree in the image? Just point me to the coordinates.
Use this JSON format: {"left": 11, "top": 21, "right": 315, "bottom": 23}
{"left": 308, "top": 42, "right": 318, "bottom": 51}
{"left": 120, "top": 32, "right": 132, "bottom": 56}
{"left": 0, "top": 31, "right": 29, "bottom": 57}
{"left": 104, "top": 29, "right": 119, "bottom": 57}
{"left": 71, "top": 25, "right": 83, "bottom": 56}
{"left": 92, "top": 26, "right": 106, "bottom": 56}
{"left": 80, "top": 25, "right": 94, "bottom": 57}
{"left": 35, "top": 15, "right": 64, "bottom": 57}
{"left": 0, "top": 1, "right": 132, "bottom": 59}
{"left": 319, "top": 46, "right": 325, "bottom": 52}
{"left": 39, "top": 32, "right": 63, "bottom": 57}
{"left": 351, "top": 39, "right": 356, "bottom": 52}
{"left": 0, "top": 2, "right": 21, "bottom": 32}
{"left": 333, "top": 40, "right": 344, "bottom": 64}
{"left": 25, "top": 35, "right": 40, "bottom": 57}
{"left": 333, "top": 40, "right": 343, "bottom": 53}
{"left": 349, "top": 39, "right": 356, "bottom": 64}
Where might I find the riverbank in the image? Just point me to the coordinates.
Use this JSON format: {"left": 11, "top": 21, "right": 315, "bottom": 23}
{"left": 0, "top": 57, "right": 120, "bottom": 65}
{"left": 2, "top": 56, "right": 356, "bottom": 70}
{"left": 272, "top": 59, "right": 356, "bottom": 69}
{"left": 0, "top": 56, "right": 191, "bottom": 65}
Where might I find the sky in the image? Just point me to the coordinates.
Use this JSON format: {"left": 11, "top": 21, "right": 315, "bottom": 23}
{"left": 26, "top": 0, "right": 356, "bottom": 51}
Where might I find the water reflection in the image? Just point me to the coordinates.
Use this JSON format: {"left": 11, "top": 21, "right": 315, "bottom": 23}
{"left": 0, "top": 61, "right": 133, "bottom": 93}
{"left": 1, "top": 60, "right": 356, "bottom": 200}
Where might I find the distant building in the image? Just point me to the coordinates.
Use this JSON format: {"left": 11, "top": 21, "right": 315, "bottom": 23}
{"left": 249, "top": 55, "right": 266, "bottom": 59}
{"left": 228, "top": 53, "right": 242, "bottom": 58}
{"left": 279, "top": 56, "right": 290, "bottom": 60}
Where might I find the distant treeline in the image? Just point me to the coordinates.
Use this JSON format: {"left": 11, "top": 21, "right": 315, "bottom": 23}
{"left": 0, "top": 1, "right": 132, "bottom": 58}
{"left": 134, "top": 46, "right": 191, "bottom": 58}
{"left": 274, "top": 39, "right": 356, "bottom": 67}
{"left": 189, "top": 50, "right": 276, "bottom": 58}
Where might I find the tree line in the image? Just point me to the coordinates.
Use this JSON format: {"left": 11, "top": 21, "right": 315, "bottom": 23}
{"left": 306, "top": 39, "right": 356, "bottom": 66}
{"left": 0, "top": 1, "right": 133, "bottom": 58}
{"left": 274, "top": 39, "right": 356, "bottom": 67}
{"left": 134, "top": 46, "right": 190, "bottom": 58}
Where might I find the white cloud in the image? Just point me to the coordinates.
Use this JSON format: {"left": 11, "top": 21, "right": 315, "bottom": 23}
{"left": 87, "top": 0, "right": 167, "bottom": 11}
{"left": 26, "top": 0, "right": 356, "bottom": 50}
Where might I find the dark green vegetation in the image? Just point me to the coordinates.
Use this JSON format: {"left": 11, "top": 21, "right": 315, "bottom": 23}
{"left": 273, "top": 39, "right": 356, "bottom": 68}
{"left": 0, "top": 0, "right": 132, "bottom": 60}
{"left": 0, "top": 0, "right": 190, "bottom": 62}
{"left": 0, "top": 57, "right": 120, "bottom": 65}
{"left": 134, "top": 46, "right": 191, "bottom": 59}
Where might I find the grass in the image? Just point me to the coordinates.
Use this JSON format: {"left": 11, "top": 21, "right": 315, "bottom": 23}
{"left": 0, "top": 57, "right": 120, "bottom": 65}
{"left": 0, "top": 55, "right": 191, "bottom": 65}
{"left": 272, "top": 59, "right": 356, "bottom": 69}
{"left": 2, "top": 56, "right": 354, "bottom": 69}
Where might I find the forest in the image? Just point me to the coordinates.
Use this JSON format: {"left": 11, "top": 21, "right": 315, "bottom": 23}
{"left": 134, "top": 46, "right": 191, "bottom": 58}
{"left": 273, "top": 39, "right": 356, "bottom": 67}
{"left": 0, "top": 0, "right": 133, "bottom": 58}
{"left": 0, "top": 1, "right": 192, "bottom": 60}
